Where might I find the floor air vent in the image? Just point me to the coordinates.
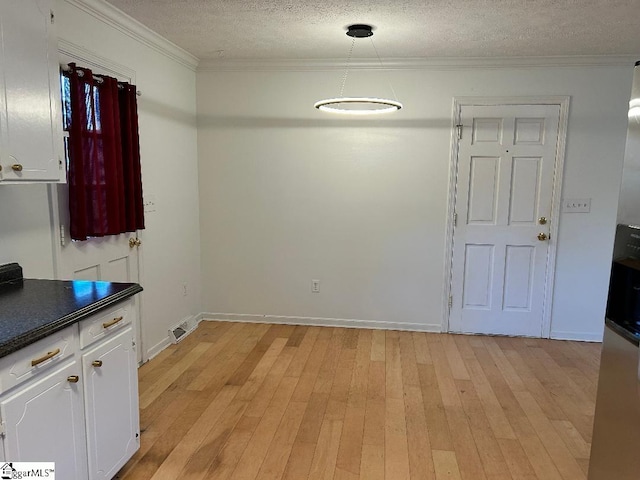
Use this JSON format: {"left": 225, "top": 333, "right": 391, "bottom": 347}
{"left": 169, "top": 319, "right": 191, "bottom": 344}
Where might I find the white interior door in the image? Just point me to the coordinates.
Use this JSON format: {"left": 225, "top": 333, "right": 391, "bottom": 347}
{"left": 52, "top": 184, "right": 144, "bottom": 363}
{"left": 50, "top": 51, "right": 145, "bottom": 362}
{"left": 449, "top": 104, "right": 561, "bottom": 337}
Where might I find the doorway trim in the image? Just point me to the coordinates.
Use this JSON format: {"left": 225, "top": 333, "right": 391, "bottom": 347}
{"left": 442, "top": 96, "right": 570, "bottom": 337}
{"left": 48, "top": 39, "right": 146, "bottom": 363}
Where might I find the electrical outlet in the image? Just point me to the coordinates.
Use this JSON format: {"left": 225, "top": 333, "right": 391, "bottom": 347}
{"left": 562, "top": 198, "right": 591, "bottom": 213}
{"left": 311, "top": 279, "right": 320, "bottom": 293}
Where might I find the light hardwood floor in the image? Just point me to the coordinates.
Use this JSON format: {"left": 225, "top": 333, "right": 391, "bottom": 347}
{"left": 117, "top": 321, "right": 602, "bottom": 480}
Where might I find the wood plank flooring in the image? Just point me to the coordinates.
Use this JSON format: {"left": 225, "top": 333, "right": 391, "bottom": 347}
{"left": 117, "top": 321, "right": 602, "bottom": 480}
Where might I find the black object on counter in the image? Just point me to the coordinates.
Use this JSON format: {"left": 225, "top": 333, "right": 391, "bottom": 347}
{"left": 0, "top": 263, "right": 23, "bottom": 285}
{"left": 0, "top": 278, "right": 142, "bottom": 359}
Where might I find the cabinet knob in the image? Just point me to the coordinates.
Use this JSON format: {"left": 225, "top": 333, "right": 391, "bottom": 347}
{"left": 92, "top": 360, "right": 103, "bottom": 367}
{"left": 67, "top": 375, "right": 79, "bottom": 383}
{"left": 11, "top": 164, "right": 23, "bottom": 172}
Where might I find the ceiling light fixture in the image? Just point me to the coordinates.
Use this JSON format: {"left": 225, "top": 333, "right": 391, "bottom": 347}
{"left": 314, "top": 24, "right": 402, "bottom": 115}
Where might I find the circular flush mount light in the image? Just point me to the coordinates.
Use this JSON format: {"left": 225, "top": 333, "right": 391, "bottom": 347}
{"left": 314, "top": 97, "right": 402, "bottom": 115}
{"left": 314, "top": 25, "right": 403, "bottom": 115}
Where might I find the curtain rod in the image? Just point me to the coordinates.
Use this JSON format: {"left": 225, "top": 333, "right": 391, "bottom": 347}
{"left": 60, "top": 64, "right": 142, "bottom": 97}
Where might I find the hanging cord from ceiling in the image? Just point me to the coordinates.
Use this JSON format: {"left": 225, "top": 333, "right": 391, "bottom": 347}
{"left": 369, "top": 36, "right": 400, "bottom": 103}
{"left": 339, "top": 36, "right": 356, "bottom": 98}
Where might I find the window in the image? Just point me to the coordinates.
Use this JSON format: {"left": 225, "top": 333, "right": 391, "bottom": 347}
{"left": 60, "top": 63, "right": 145, "bottom": 241}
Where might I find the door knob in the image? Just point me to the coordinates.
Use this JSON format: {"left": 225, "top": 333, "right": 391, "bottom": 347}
{"left": 537, "top": 233, "right": 548, "bottom": 241}
{"left": 67, "top": 375, "right": 79, "bottom": 383}
{"left": 129, "top": 238, "right": 136, "bottom": 248}
{"left": 11, "top": 164, "right": 23, "bottom": 172}
{"left": 92, "top": 360, "right": 103, "bottom": 367}
{"left": 538, "top": 216, "right": 547, "bottom": 225}
{"left": 135, "top": 238, "right": 142, "bottom": 246}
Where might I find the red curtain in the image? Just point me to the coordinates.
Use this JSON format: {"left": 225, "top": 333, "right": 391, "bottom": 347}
{"left": 67, "top": 63, "right": 145, "bottom": 241}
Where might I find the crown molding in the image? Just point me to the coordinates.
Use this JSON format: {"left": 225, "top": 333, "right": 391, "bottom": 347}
{"left": 63, "top": 0, "right": 199, "bottom": 71}
{"left": 197, "top": 55, "right": 639, "bottom": 73}
{"left": 58, "top": 38, "right": 137, "bottom": 81}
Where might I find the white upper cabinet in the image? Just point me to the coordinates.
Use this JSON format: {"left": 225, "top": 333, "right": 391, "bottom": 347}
{"left": 0, "top": 0, "right": 64, "bottom": 183}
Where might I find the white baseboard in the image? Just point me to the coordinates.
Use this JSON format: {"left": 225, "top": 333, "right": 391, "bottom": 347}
{"left": 145, "top": 314, "right": 206, "bottom": 361}
{"left": 550, "top": 330, "right": 603, "bottom": 342}
{"left": 143, "top": 314, "right": 600, "bottom": 361}
{"left": 146, "top": 336, "right": 172, "bottom": 360}
{"left": 199, "top": 312, "right": 443, "bottom": 333}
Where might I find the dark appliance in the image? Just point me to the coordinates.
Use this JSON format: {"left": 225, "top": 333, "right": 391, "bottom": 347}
{"left": 589, "top": 224, "right": 640, "bottom": 480}
{"left": 605, "top": 224, "right": 640, "bottom": 342}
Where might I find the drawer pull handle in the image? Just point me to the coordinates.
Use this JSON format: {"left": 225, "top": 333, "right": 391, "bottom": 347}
{"left": 11, "top": 164, "right": 23, "bottom": 172}
{"left": 67, "top": 375, "right": 79, "bottom": 383}
{"left": 31, "top": 348, "right": 61, "bottom": 367}
{"left": 92, "top": 360, "right": 103, "bottom": 367}
{"left": 103, "top": 316, "right": 124, "bottom": 329}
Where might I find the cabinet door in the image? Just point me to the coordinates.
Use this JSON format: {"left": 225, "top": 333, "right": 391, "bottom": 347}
{"left": 0, "top": 0, "right": 63, "bottom": 182}
{"left": 83, "top": 326, "right": 139, "bottom": 480}
{"left": 0, "top": 361, "right": 88, "bottom": 479}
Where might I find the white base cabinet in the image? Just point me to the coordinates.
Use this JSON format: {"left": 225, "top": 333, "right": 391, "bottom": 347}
{"left": 0, "top": 360, "right": 87, "bottom": 479}
{"left": 83, "top": 326, "right": 139, "bottom": 480}
{"left": 0, "top": 300, "right": 139, "bottom": 479}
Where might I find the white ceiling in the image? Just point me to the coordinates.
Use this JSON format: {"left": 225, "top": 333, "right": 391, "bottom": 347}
{"left": 105, "top": 0, "right": 640, "bottom": 61}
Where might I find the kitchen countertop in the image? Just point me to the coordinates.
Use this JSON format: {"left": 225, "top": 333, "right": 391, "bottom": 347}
{"left": 0, "top": 278, "right": 142, "bottom": 359}
{"left": 605, "top": 317, "right": 640, "bottom": 347}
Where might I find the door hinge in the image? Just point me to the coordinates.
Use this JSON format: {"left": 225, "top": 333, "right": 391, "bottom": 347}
{"left": 456, "top": 124, "right": 463, "bottom": 140}
{"left": 50, "top": 10, "right": 55, "bottom": 24}
{"left": 453, "top": 212, "right": 458, "bottom": 227}
{"left": 0, "top": 420, "right": 6, "bottom": 437}
{"left": 448, "top": 295, "right": 453, "bottom": 309}
{"left": 132, "top": 340, "right": 137, "bottom": 350}
{"left": 59, "top": 224, "right": 66, "bottom": 247}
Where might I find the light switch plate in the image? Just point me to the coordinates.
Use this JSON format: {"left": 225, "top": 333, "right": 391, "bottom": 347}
{"left": 562, "top": 198, "right": 591, "bottom": 213}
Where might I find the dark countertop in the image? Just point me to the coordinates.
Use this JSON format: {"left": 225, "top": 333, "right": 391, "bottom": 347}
{"left": 0, "top": 278, "right": 142, "bottom": 359}
{"left": 605, "top": 318, "right": 640, "bottom": 347}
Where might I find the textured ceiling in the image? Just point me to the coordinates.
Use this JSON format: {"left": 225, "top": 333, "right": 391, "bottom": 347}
{"left": 105, "top": 0, "right": 640, "bottom": 60}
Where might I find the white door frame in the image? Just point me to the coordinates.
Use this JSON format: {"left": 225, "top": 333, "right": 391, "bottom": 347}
{"left": 442, "top": 96, "right": 570, "bottom": 338}
{"left": 47, "top": 39, "right": 146, "bottom": 363}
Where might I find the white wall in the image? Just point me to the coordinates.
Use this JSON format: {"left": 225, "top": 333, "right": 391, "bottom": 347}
{"left": 197, "top": 63, "right": 632, "bottom": 340}
{"left": 0, "top": 184, "right": 56, "bottom": 278}
{"left": 619, "top": 65, "right": 640, "bottom": 227}
{"left": 0, "top": 0, "right": 202, "bottom": 359}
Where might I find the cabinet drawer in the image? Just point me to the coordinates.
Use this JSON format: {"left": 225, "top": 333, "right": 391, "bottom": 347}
{"left": 0, "top": 324, "right": 77, "bottom": 393}
{"left": 79, "top": 302, "right": 132, "bottom": 349}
